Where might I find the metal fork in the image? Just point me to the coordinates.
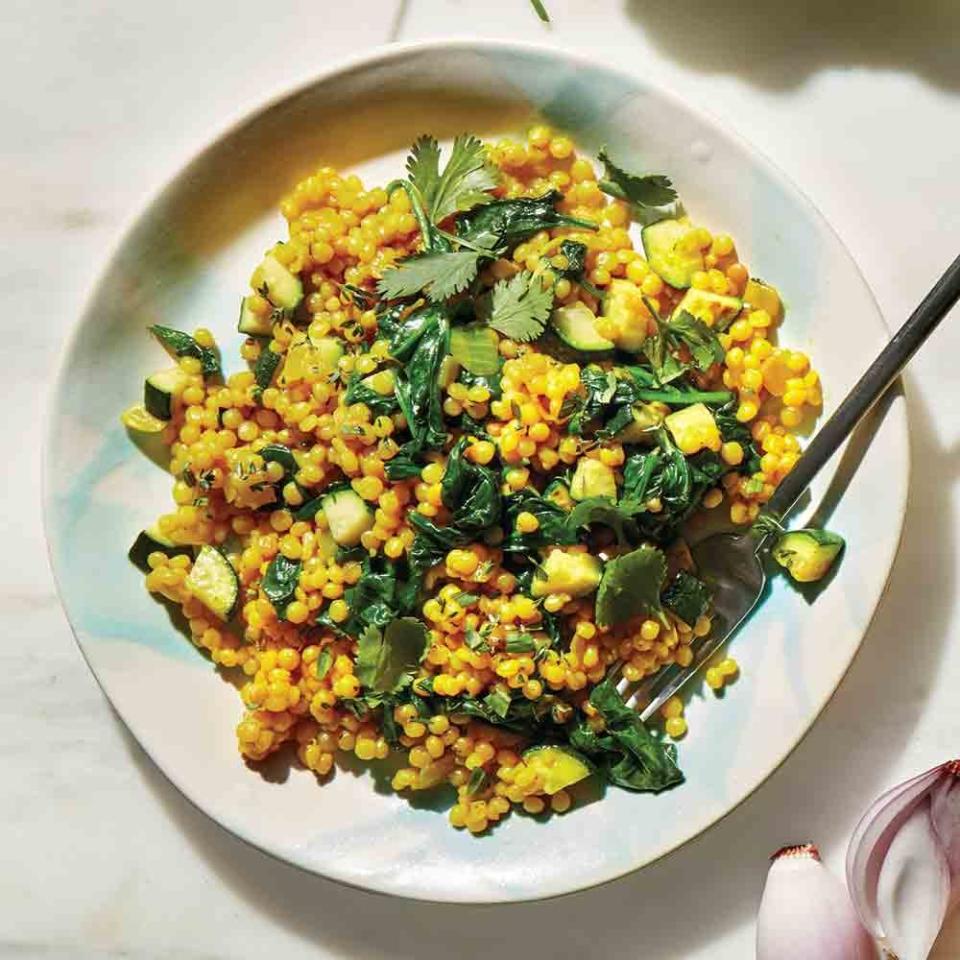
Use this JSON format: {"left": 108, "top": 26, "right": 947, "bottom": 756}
{"left": 622, "top": 253, "right": 960, "bottom": 721}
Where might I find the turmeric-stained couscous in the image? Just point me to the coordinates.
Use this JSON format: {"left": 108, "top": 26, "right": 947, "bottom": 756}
{"left": 122, "top": 128, "right": 821, "bottom": 834}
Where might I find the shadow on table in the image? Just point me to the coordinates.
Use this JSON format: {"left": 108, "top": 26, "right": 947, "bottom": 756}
{"left": 120, "top": 381, "right": 959, "bottom": 958}
{"left": 624, "top": 0, "right": 960, "bottom": 91}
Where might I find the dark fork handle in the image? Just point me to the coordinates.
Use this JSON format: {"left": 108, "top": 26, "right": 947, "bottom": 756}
{"left": 766, "top": 254, "right": 960, "bottom": 520}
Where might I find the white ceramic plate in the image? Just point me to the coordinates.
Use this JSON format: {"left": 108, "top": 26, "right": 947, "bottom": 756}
{"left": 45, "top": 40, "right": 908, "bottom": 903}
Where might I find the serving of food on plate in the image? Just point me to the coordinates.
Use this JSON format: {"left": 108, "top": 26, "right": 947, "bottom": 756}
{"left": 120, "top": 125, "right": 830, "bottom": 834}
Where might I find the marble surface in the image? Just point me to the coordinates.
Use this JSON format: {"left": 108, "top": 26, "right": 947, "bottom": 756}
{"left": 3, "top": 0, "right": 960, "bottom": 955}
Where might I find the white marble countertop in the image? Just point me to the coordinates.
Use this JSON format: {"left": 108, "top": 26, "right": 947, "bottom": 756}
{"left": 4, "top": 0, "right": 960, "bottom": 955}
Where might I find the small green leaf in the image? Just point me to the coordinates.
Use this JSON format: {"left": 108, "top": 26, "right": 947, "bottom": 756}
{"left": 261, "top": 554, "right": 302, "bottom": 619}
{"left": 314, "top": 648, "right": 333, "bottom": 680}
{"left": 466, "top": 768, "right": 489, "bottom": 795}
{"left": 595, "top": 545, "right": 667, "bottom": 628}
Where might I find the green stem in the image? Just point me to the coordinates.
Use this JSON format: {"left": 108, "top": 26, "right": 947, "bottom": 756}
{"left": 598, "top": 179, "right": 627, "bottom": 202}
{"left": 388, "top": 180, "right": 433, "bottom": 250}
{"left": 634, "top": 387, "right": 733, "bottom": 406}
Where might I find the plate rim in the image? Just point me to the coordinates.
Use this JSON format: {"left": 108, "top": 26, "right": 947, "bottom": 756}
{"left": 43, "top": 36, "right": 910, "bottom": 903}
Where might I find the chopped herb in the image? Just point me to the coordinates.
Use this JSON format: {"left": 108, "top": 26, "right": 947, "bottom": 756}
{"left": 483, "top": 688, "right": 512, "bottom": 719}
{"left": 314, "top": 647, "right": 333, "bottom": 680}
{"left": 505, "top": 633, "right": 537, "bottom": 654}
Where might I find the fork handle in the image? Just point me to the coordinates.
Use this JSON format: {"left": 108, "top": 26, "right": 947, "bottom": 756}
{"left": 765, "top": 253, "right": 960, "bottom": 521}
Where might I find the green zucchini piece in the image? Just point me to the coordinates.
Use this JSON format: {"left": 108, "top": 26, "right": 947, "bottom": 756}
{"left": 522, "top": 745, "right": 593, "bottom": 794}
{"left": 671, "top": 288, "right": 743, "bottom": 331}
{"left": 185, "top": 545, "right": 240, "bottom": 621}
{"left": 148, "top": 325, "right": 221, "bottom": 378}
{"left": 143, "top": 367, "right": 188, "bottom": 420}
{"left": 238, "top": 296, "right": 274, "bottom": 337}
{"left": 550, "top": 302, "right": 615, "bottom": 352}
{"left": 121, "top": 404, "right": 166, "bottom": 434}
{"left": 772, "top": 528, "right": 845, "bottom": 583}
{"left": 321, "top": 488, "right": 374, "bottom": 546}
{"left": 128, "top": 525, "right": 191, "bottom": 572}
{"left": 641, "top": 219, "right": 704, "bottom": 289}
{"left": 257, "top": 254, "right": 303, "bottom": 312}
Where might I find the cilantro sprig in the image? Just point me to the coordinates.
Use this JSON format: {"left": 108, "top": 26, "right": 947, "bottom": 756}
{"left": 481, "top": 270, "right": 555, "bottom": 342}
{"left": 598, "top": 147, "right": 678, "bottom": 220}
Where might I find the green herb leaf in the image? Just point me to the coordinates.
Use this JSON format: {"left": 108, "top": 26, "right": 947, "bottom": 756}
{"left": 482, "top": 270, "right": 554, "bottom": 342}
{"left": 598, "top": 148, "right": 677, "bottom": 210}
{"left": 356, "top": 617, "right": 430, "bottom": 694}
{"left": 457, "top": 191, "right": 595, "bottom": 251}
{"left": 565, "top": 496, "right": 647, "bottom": 546}
{"left": 483, "top": 688, "right": 512, "bottom": 719}
{"left": 314, "top": 647, "right": 333, "bottom": 681}
{"left": 662, "top": 570, "right": 712, "bottom": 625}
{"left": 261, "top": 554, "right": 302, "bottom": 619}
{"left": 451, "top": 591, "right": 480, "bottom": 607}
{"left": 569, "top": 678, "right": 683, "bottom": 793}
{"left": 669, "top": 310, "right": 725, "bottom": 371}
{"left": 406, "top": 134, "right": 500, "bottom": 225}
{"left": 465, "top": 627, "right": 490, "bottom": 652}
{"left": 595, "top": 544, "right": 666, "bottom": 628}
{"left": 450, "top": 324, "right": 501, "bottom": 376}
{"left": 505, "top": 633, "right": 537, "bottom": 654}
{"left": 377, "top": 250, "right": 481, "bottom": 302}
{"left": 466, "top": 768, "right": 489, "bottom": 796}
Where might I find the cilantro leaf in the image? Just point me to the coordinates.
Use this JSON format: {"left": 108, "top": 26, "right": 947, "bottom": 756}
{"left": 377, "top": 250, "right": 480, "bottom": 302}
{"left": 669, "top": 310, "right": 724, "bottom": 371}
{"left": 406, "top": 134, "right": 500, "bottom": 225}
{"left": 482, "top": 270, "right": 554, "bottom": 342}
{"left": 598, "top": 147, "right": 678, "bottom": 209}
{"left": 356, "top": 618, "right": 430, "bottom": 694}
{"left": 595, "top": 544, "right": 667, "bottom": 628}
{"left": 565, "top": 496, "right": 647, "bottom": 546}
